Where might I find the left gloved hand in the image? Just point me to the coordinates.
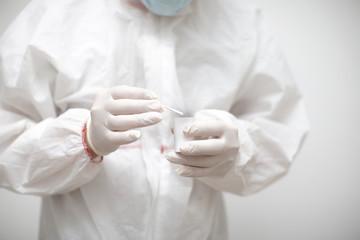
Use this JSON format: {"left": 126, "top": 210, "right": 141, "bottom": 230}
{"left": 166, "top": 116, "right": 240, "bottom": 177}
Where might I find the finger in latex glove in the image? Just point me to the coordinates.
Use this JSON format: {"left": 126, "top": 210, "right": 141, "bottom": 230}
{"left": 166, "top": 119, "right": 240, "bottom": 177}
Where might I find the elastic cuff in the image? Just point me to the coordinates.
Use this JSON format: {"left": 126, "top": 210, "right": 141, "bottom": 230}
{"left": 82, "top": 120, "right": 103, "bottom": 164}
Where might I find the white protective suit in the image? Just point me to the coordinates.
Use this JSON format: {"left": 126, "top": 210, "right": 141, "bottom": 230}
{"left": 0, "top": 0, "right": 309, "bottom": 239}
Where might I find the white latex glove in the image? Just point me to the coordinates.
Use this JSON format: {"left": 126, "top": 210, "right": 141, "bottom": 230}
{"left": 166, "top": 111, "right": 240, "bottom": 177}
{"left": 87, "top": 85, "right": 163, "bottom": 156}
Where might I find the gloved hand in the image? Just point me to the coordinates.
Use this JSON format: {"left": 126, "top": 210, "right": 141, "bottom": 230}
{"left": 87, "top": 85, "right": 163, "bottom": 156}
{"left": 166, "top": 110, "right": 240, "bottom": 177}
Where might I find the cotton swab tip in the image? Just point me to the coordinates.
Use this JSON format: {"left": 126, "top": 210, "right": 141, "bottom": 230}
{"left": 163, "top": 105, "right": 184, "bottom": 116}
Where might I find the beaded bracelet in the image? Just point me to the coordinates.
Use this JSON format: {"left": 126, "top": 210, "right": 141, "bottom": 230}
{"left": 82, "top": 120, "right": 103, "bottom": 164}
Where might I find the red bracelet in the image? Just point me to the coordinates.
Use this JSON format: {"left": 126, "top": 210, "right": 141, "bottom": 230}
{"left": 82, "top": 120, "right": 103, "bottom": 164}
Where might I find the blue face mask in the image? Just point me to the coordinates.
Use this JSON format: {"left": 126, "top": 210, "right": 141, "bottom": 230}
{"left": 141, "top": 0, "right": 192, "bottom": 16}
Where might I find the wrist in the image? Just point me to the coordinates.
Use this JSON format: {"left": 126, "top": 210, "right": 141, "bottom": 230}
{"left": 85, "top": 130, "right": 98, "bottom": 158}
{"left": 82, "top": 120, "right": 103, "bottom": 164}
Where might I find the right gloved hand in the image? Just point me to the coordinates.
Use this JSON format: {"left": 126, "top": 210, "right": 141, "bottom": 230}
{"left": 86, "top": 86, "right": 163, "bottom": 156}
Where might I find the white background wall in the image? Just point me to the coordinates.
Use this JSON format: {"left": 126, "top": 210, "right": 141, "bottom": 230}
{"left": 0, "top": 0, "right": 359, "bottom": 239}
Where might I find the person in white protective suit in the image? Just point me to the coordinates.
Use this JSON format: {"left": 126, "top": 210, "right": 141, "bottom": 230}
{"left": 0, "top": 0, "right": 309, "bottom": 239}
